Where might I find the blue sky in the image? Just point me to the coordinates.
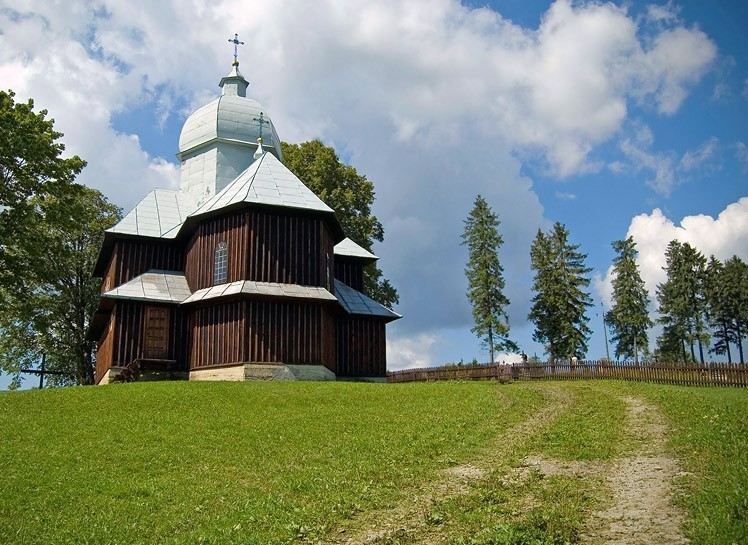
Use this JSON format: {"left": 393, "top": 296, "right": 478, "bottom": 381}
{"left": 1, "top": 0, "right": 747, "bottom": 388}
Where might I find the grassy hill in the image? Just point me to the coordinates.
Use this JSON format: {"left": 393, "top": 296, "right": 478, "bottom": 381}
{"left": 0, "top": 380, "right": 745, "bottom": 544}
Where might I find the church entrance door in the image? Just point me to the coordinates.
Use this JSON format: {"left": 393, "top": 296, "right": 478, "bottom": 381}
{"left": 144, "top": 306, "right": 170, "bottom": 359}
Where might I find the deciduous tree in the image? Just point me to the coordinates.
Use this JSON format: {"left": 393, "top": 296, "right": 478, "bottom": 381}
{"left": 461, "top": 195, "right": 516, "bottom": 363}
{"left": 606, "top": 237, "right": 653, "bottom": 363}
{"left": 0, "top": 185, "right": 121, "bottom": 386}
{"left": 0, "top": 89, "right": 85, "bottom": 292}
{"left": 281, "top": 140, "right": 398, "bottom": 307}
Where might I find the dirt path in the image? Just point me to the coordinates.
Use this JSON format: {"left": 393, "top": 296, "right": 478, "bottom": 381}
{"left": 321, "top": 386, "right": 573, "bottom": 545}
{"left": 318, "top": 387, "right": 689, "bottom": 545}
{"left": 579, "top": 396, "right": 689, "bottom": 545}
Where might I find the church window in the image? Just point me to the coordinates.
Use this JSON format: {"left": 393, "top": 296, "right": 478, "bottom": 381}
{"left": 214, "top": 242, "right": 228, "bottom": 284}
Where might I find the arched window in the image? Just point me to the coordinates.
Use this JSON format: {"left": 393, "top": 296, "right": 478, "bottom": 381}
{"left": 214, "top": 242, "right": 228, "bottom": 284}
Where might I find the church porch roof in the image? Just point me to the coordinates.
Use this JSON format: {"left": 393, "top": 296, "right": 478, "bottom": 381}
{"left": 101, "top": 270, "right": 192, "bottom": 304}
{"left": 334, "top": 280, "right": 401, "bottom": 321}
{"left": 182, "top": 280, "right": 337, "bottom": 305}
{"left": 334, "top": 237, "right": 378, "bottom": 262}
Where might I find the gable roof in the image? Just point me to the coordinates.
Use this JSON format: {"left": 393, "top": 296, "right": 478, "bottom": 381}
{"left": 334, "top": 237, "right": 378, "bottom": 261}
{"left": 107, "top": 189, "right": 199, "bottom": 239}
{"left": 189, "top": 151, "right": 334, "bottom": 218}
{"left": 334, "top": 279, "right": 401, "bottom": 321}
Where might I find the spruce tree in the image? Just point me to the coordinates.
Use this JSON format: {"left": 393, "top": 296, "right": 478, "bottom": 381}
{"left": 656, "top": 240, "right": 709, "bottom": 362}
{"left": 708, "top": 256, "right": 748, "bottom": 363}
{"left": 606, "top": 237, "right": 653, "bottom": 363}
{"left": 528, "top": 222, "right": 592, "bottom": 361}
{"left": 461, "top": 195, "right": 516, "bottom": 363}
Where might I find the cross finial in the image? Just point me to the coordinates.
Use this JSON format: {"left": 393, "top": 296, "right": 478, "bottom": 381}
{"left": 253, "top": 112, "right": 270, "bottom": 140}
{"left": 228, "top": 33, "right": 245, "bottom": 66}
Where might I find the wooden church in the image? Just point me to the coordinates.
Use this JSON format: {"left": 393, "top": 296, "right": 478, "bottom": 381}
{"left": 89, "top": 46, "right": 400, "bottom": 384}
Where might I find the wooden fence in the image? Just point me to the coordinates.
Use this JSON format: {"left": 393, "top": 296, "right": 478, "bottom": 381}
{"left": 387, "top": 360, "right": 748, "bottom": 388}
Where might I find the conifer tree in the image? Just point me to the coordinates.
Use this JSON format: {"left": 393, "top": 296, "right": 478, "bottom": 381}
{"left": 528, "top": 222, "right": 592, "bottom": 361}
{"left": 461, "top": 195, "right": 516, "bottom": 363}
{"left": 656, "top": 240, "right": 709, "bottom": 362}
{"left": 605, "top": 237, "right": 652, "bottom": 363}
{"left": 707, "top": 256, "right": 748, "bottom": 363}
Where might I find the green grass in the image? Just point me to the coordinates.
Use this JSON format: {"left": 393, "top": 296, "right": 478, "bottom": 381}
{"left": 627, "top": 382, "right": 748, "bottom": 544}
{"left": 0, "top": 380, "right": 745, "bottom": 544}
{"left": 0, "top": 381, "right": 540, "bottom": 545}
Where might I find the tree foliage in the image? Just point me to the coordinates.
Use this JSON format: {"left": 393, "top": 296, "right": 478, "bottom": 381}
{"left": 605, "top": 237, "right": 653, "bottom": 362}
{"left": 0, "top": 185, "right": 121, "bottom": 387}
{"left": 706, "top": 255, "right": 747, "bottom": 363}
{"left": 0, "top": 89, "right": 86, "bottom": 292}
{"left": 461, "top": 195, "right": 516, "bottom": 363}
{"left": 656, "top": 240, "right": 709, "bottom": 362}
{"left": 0, "top": 89, "right": 121, "bottom": 387}
{"left": 528, "top": 222, "right": 592, "bottom": 361}
{"left": 281, "top": 140, "right": 398, "bottom": 307}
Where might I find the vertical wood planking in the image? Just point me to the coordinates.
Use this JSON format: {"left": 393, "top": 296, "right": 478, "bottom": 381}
{"left": 115, "top": 241, "right": 184, "bottom": 287}
{"left": 187, "top": 300, "right": 336, "bottom": 370}
{"left": 185, "top": 209, "right": 335, "bottom": 291}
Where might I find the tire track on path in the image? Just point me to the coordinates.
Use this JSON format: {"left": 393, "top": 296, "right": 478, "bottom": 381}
{"left": 321, "top": 386, "right": 573, "bottom": 545}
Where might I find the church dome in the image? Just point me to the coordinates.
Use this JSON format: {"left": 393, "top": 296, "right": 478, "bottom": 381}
{"left": 177, "top": 64, "right": 283, "bottom": 160}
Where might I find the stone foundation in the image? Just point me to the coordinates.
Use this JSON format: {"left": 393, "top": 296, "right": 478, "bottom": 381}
{"left": 188, "top": 363, "right": 337, "bottom": 382}
{"left": 97, "top": 367, "right": 188, "bottom": 385}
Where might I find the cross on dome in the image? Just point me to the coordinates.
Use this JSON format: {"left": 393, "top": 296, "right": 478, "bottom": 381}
{"left": 228, "top": 33, "right": 244, "bottom": 66}
{"left": 253, "top": 112, "right": 269, "bottom": 140}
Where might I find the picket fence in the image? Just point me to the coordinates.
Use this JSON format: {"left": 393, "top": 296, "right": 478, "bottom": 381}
{"left": 387, "top": 360, "right": 748, "bottom": 388}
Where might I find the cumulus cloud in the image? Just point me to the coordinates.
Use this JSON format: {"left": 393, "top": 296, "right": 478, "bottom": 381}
{"left": 387, "top": 333, "right": 442, "bottom": 370}
{"left": 0, "top": 0, "right": 724, "bottom": 369}
{"left": 595, "top": 198, "right": 748, "bottom": 309}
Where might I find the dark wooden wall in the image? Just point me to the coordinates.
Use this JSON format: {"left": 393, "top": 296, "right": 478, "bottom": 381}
{"left": 104, "top": 302, "right": 186, "bottom": 371}
{"left": 95, "top": 317, "right": 114, "bottom": 383}
{"left": 188, "top": 300, "right": 336, "bottom": 371}
{"left": 185, "top": 209, "right": 335, "bottom": 291}
{"left": 336, "top": 318, "right": 387, "bottom": 377}
{"left": 102, "top": 240, "right": 184, "bottom": 291}
{"left": 334, "top": 259, "right": 364, "bottom": 293}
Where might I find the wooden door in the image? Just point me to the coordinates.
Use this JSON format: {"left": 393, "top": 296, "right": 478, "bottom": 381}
{"left": 144, "top": 306, "right": 170, "bottom": 359}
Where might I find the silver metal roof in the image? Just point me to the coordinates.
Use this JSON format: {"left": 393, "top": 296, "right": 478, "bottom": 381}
{"left": 183, "top": 280, "right": 337, "bottom": 304}
{"left": 189, "top": 152, "right": 334, "bottom": 217}
{"left": 177, "top": 95, "right": 282, "bottom": 160}
{"left": 102, "top": 271, "right": 192, "bottom": 303}
{"left": 334, "top": 279, "right": 401, "bottom": 320}
{"left": 334, "top": 237, "right": 378, "bottom": 260}
{"left": 107, "top": 189, "right": 199, "bottom": 239}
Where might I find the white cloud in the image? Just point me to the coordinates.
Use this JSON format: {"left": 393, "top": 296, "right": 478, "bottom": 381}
{"left": 555, "top": 191, "right": 577, "bottom": 200}
{"left": 595, "top": 198, "right": 748, "bottom": 308}
{"left": 619, "top": 127, "right": 720, "bottom": 195}
{"left": 387, "top": 333, "right": 442, "bottom": 371}
{"left": 735, "top": 142, "right": 748, "bottom": 172}
{"left": 0, "top": 0, "right": 725, "bottom": 365}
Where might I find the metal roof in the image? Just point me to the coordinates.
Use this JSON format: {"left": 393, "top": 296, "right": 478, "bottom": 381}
{"left": 102, "top": 271, "right": 192, "bottom": 303}
{"left": 177, "top": 96, "right": 282, "bottom": 160}
{"left": 189, "top": 151, "right": 334, "bottom": 217}
{"left": 334, "top": 280, "right": 401, "bottom": 320}
{"left": 334, "top": 237, "right": 378, "bottom": 261}
{"left": 107, "top": 189, "right": 199, "bottom": 239}
{"left": 182, "top": 280, "right": 337, "bottom": 304}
